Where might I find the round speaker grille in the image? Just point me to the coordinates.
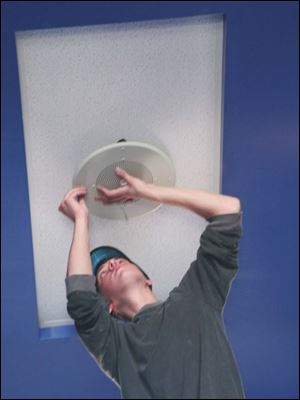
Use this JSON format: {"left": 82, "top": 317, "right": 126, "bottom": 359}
{"left": 96, "top": 160, "right": 153, "bottom": 191}
{"left": 73, "top": 140, "right": 176, "bottom": 220}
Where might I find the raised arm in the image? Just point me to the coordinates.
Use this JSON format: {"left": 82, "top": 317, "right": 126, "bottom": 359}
{"left": 58, "top": 186, "right": 93, "bottom": 277}
{"left": 66, "top": 216, "right": 93, "bottom": 277}
{"left": 95, "top": 166, "right": 241, "bottom": 220}
{"left": 94, "top": 167, "right": 242, "bottom": 314}
{"left": 142, "top": 184, "right": 241, "bottom": 220}
{"left": 58, "top": 187, "right": 120, "bottom": 383}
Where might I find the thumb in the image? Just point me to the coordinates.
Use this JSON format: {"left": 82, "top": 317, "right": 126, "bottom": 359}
{"left": 79, "top": 196, "right": 89, "bottom": 213}
{"left": 115, "top": 167, "right": 133, "bottom": 184}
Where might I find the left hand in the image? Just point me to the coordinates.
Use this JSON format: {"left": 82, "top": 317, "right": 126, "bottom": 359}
{"left": 95, "top": 167, "right": 148, "bottom": 204}
{"left": 58, "top": 186, "right": 89, "bottom": 222}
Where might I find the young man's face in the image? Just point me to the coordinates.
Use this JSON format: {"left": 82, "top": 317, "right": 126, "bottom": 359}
{"left": 96, "top": 257, "right": 151, "bottom": 304}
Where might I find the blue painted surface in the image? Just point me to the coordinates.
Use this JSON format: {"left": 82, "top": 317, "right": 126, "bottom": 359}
{"left": 39, "top": 325, "right": 77, "bottom": 341}
{"left": 2, "top": 1, "right": 298, "bottom": 398}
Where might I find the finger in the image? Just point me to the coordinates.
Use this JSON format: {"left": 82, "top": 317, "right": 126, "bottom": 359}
{"left": 79, "top": 196, "right": 88, "bottom": 208}
{"left": 94, "top": 195, "right": 122, "bottom": 203}
{"left": 70, "top": 187, "right": 88, "bottom": 197}
{"left": 65, "top": 191, "right": 87, "bottom": 206}
{"left": 94, "top": 194, "right": 130, "bottom": 203}
{"left": 96, "top": 185, "right": 128, "bottom": 198}
{"left": 70, "top": 191, "right": 87, "bottom": 204}
{"left": 64, "top": 186, "right": 87, "bottom": 199}
{"left": 65, "top": 187, "right": 87, "bottom": 201}
{"left": 95, "top": 196, "right": 112, "bottom": 203}
{"left": 94, "top": 195, "right": 106, "bottom": 201}
{"left": 115, "top": 167, "right": 133, "bottom": 183}
{"left": 58, "top": 201, "right": 66, "bottom": 210}
{"left": 58, "top": 203, "right": 67, "bottom": 216}
{"left": 98, "top": 185, "right": 127, "bottom": 195}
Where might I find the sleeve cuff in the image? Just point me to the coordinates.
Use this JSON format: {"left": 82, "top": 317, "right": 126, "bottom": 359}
{"left": 205, "top": 210, "right": 243, "bottom": 237}
{"left": 65, "top": 274, "right": 97, "bottom": 296}
{"left": 206, "top": 210, "right": 243, "bottom": 223}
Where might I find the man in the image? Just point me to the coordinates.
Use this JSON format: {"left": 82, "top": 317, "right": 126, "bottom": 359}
{"left": 59, "top": 166, "right": 245, "bottom": 399}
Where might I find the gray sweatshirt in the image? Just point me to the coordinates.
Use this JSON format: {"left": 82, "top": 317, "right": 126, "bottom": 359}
{"left": 65, "top": 212, "right": 246, "bottom": 399}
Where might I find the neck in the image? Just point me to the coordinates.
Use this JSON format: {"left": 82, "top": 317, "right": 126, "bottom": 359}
{"left": 117, "top": 285, "right": 158, "bottom": 320}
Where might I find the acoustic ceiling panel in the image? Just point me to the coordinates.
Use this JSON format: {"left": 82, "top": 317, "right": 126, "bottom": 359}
{"left": 15, "top": 13, "right": 224, "bottom": 337}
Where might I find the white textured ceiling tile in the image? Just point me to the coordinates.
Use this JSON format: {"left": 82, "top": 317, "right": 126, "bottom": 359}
{"left": 15, "top": 14, "right": 224, "bottom": 329}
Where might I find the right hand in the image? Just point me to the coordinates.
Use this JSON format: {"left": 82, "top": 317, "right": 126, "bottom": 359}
{"left": 58, "top": 186, "right": 89, "bottom": 222}
{"left": 95, "top": 167, "right": 148, "bottom": 204}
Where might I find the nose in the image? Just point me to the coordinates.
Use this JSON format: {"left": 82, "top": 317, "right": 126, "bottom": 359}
{"left": 109, "top": 259, "right": 119, "bottom": 271}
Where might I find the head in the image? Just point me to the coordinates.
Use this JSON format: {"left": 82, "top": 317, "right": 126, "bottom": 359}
{"left": 95, "top": 257, "right": 153, "bottom": 321}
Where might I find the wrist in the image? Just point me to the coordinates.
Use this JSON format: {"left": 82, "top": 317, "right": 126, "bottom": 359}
{"left": 73, "top": 215, "right": 90, "bottom": 244}
{"left": 75, "top": 214, "right": 89, "bottom": 225}
{"left": 140, "top": 184, "right": 162, "bottom": 203}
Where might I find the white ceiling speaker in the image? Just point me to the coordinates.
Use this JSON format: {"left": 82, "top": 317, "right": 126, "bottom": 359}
{"left": 73, "top": 139, "right": 176, "bottom": 220}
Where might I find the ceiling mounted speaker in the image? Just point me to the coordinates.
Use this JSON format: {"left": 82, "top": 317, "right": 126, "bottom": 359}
{"left": 73, "top": 140, "right": 176, "bottom": 220}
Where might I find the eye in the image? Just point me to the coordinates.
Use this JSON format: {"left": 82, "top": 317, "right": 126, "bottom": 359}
{"left": 100, "top": 269, "right": 107, "bottom": 278}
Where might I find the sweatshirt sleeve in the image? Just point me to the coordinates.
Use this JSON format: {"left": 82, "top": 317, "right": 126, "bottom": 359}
{"left": 65, "top": 274, "right": 120, "bottom": 384}
{"left": 177, "top": 211, "right": 243, "bottom": 313}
